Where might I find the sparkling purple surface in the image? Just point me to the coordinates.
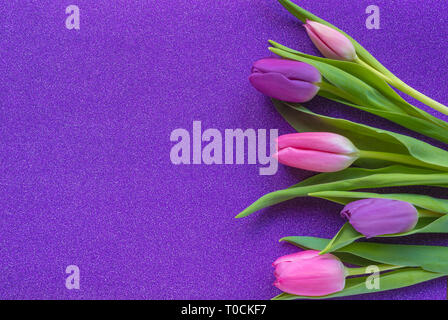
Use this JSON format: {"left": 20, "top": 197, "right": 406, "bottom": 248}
{"left": 1, "top": 0, "right": 448, "bottom": 300}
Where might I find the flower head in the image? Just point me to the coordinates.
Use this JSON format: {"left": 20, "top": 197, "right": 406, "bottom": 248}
{"left": 274, "top": 132, "right": 359, "bottom": 172}
{"left": 341, "top": 198, "right": 419, "bottom": 238}
{"left": 304, "top": 20, "right": 357, "bottom": 61}
{"left": 249, "top": 58, "right": 321, "bottom": 102}
{"left": 273, "top": 250, "right": 346, "bottom": 296}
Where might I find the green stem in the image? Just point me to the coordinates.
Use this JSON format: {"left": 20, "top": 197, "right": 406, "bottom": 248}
{"left": 354, "top": 57, "right": 390, "bottom": 82}
{"left": 346, "top": 265, "right": 402, "bottom": 277}
{"left": 358, "top": 150, "right": 448, "bottom": 172}
{"left": 390, "top": 77, "right": 448, "bottom": 116}
{"left": 317, "top": 81, "right": 364, "bottom": 106}
{"left": 355, "top": 57, "right": 448, "bottom": 116}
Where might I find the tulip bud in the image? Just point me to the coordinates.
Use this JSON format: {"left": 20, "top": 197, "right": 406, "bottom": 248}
{"left": 273, "top": 250, "right": 346, "bottom": 296}
{"left": 304, "top": 20, "right": 357, "bottom": 61}
{"left": 341, "top": 198, "right": 419, "bottom": 238}
{"left": 274, "top": 132, "right": 359, "bottom": 172}
{"left": 249, "top": 58, "right": 321, "bottom": 103}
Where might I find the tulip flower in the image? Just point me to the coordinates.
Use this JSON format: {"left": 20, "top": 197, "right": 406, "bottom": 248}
{"left": 274, "top": 132, "right": 359, "bottom": 172}
{"left": 304, "top": 20, "right": 357, "bottom": 61}
{"left": 273, "top": 250, "right": 346, "bottom": 296}
{"left": 341, "top": 198, "right": 419, "bottom": 238}
{"left": 249, "top": 58, "right": 321, "bottom": 103}
{"left": 273, "top": 132, "right": 447, "bottom": 173}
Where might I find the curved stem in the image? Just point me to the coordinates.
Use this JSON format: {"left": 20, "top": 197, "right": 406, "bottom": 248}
{"left": 389, "top": 77, "right": 448, "bottom": 116}
{"left": 354, "top": 56, "right": 390, "bottom": 82}
{"left": 355, "top": 57, "right": 448, "bottom": 116}
{"left": 358, "top": 150, "right": 448, "bottom": 172}
{"left": 346, "top": 265, "right": 402, "bottom": 277}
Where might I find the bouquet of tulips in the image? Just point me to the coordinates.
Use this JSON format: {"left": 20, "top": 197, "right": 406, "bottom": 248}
{"left": 239, "top": 0, "right": 448, "bottom": 299}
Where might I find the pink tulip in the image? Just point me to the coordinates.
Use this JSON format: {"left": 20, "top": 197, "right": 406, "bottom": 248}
{"left": 273, "top": 250, "right": 346, "bottom": 296}
{"left": 304, "top": 20, "right": 357, "bottom": 61}
{"left": 274, "top": 132, "right": 359, "bottom": 172}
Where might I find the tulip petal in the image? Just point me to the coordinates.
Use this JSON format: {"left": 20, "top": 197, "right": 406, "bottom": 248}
{"left": 275, "top": 147, "right": 357, "bottom": 172}
{"left": 273, "top": 250, "right": 320, "bottom": 266}
{"left": 275, "top": 275, "right": 345, "bottom": 297}
{"left": 277, "top": 132, "right": 358, "bottom": 155}
{"left": 305, "top": 21, "right": 357, "bottom": 61}
{"left": 304, "top": 24, "right": 341, "bottom": 60}
{"left": 252, "top": 57, "right": 321, "bottom": 83}
{"left": 249, "top": 72, "right": 319, "bottom": 103}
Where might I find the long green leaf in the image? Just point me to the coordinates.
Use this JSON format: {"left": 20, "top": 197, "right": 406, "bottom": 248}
{"left": 319, "top": 223, "right": 364, "bottom": 253}
{"left": 272, "top": 268, "right": 443, "bottom": 300}
{"left": 280, "top": 235, "right": 330, "bottom": 250}
{"left": 278, "top": 236, "right": 379, "bottom": 267}
{"left": 236, "top": 165, "right": 448, "bottom": 218}
{"left": 310, "top": 191, "right": 448, "bottom": 213}
{"left": 343, "top": 242, "right": 448, "bottom": 274}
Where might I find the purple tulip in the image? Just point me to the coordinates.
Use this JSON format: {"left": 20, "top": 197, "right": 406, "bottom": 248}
{"left": 249, "top": 58, "right": 321, "bottom": 103}
{"left": 341, "top": 198, "right": 419, "bottom": 238}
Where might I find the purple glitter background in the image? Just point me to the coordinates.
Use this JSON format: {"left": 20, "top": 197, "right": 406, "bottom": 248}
{"left": 1, "top": 0, "right": 448, "bottom": 300}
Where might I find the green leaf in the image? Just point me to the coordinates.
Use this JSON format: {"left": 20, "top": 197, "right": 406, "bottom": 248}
{"left": 273, "top": 101, "right": 448, "bottom": 171}
{"left": 276, "top": 0, "right": 396, "bottom": 79}
{"left": 309, "top": 191, "right": 448, "bottom": 213}
{"left": 280, "top": 236, "right": 330, "bottom": 250}
{"left": 272, "top": 267, "right": 443, "bottom": 300}
{"left": 281, "top": 236, "right": 448, "bottom": 274}
{"left": 279, "top": 236, "right": 379, "bottom": 266}
{"left": 269, "top": 47, "right": 448, "bottom": 144}
{"left": 320, "top": 223, "right": 364, "bottom": 253}
{"left": 341, "top": 242, "right": 448, "bottom": 274}
{"left": 235, "top": 165, "right": 448, "bottom": 218}
{"left": 318, "top": 220, "right": 411, "bottom": 254}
